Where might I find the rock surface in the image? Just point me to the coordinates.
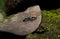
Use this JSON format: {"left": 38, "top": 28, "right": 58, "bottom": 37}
{"left": 0, "top": 5, "right": 42, "bottom": 35}
{"left": 0, "top": 13, "right": 4, "bottom": 19}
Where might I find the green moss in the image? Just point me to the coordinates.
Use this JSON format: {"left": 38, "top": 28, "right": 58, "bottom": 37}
{"left": 0, "top": 0, "right": 5, "bottom": 10}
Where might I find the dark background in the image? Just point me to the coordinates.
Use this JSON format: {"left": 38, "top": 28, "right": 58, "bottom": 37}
{"left": 5, "top": 0, "right": 60, "bottom": 16}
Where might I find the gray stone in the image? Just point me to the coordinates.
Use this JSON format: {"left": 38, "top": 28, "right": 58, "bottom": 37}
{"left": 0, "top": 5, "right": 42, "bottom": 35}
{"left": 0, "top": 13, "right": 4, "bottom": 19}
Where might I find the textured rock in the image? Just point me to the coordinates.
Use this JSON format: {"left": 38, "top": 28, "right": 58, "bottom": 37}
{"left": 0, "top": 13, "right": 4, "bottom": 19}
{"left": 0, "top": 5, "right": 42, "bottom": 35}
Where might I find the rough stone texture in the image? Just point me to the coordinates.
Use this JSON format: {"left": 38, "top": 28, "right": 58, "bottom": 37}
{"left": 0, "top": 13, "right": 4, "bottom": 19}
{"left": 0, "top": 5, "right": 42, "bottom": 35}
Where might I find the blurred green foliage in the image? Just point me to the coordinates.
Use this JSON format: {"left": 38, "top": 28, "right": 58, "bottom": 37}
{"left": 0, "top": 0, "right": 5, "bottom": 10}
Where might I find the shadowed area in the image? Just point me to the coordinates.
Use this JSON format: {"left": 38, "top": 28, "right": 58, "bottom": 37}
{"left": 5, "top": 0, "right": 60, "bottom": 16}
{"left": 39, "top": 0, "right": 60, "bottom": 10}
{"left": 0, "top": 31, "right": 26, "bottom": 39}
